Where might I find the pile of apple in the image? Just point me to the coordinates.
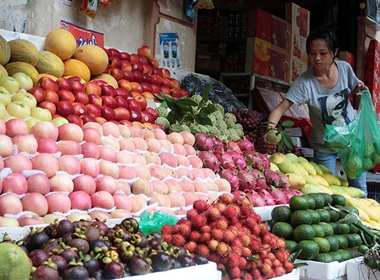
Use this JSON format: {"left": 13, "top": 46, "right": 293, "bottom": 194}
{"left": 0, "top": 117, "right": 232, "bottom": 228}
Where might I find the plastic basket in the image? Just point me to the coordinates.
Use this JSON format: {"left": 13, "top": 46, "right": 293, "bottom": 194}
{"left": 367, "top": 182, "right": 380, "bottom": 202}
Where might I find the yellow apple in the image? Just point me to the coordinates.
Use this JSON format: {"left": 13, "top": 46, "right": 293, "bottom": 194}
{"left": 6, "top": 101, "right": 31, "bottom": 119}
{"left": 51, "top": 117, "right": 69, "bottom": 127}
{"left": 3, "top": 115, "right": 16, "bottom": 122}
{"left": 25, "top": 117, "right": 42, "bottom": 132}
{"left": 31, "top": 107, "right": 52, "bottom": 122}
{"left": 12, "top": 72, "right": 34, "bottom": 91}
{"left": 0, "top": 76, "right": 20, "bottom": 93}
{"left": 11, "top": 91, "right": 37, "bottom": 109}
{"left": 0, "top": 86, "right": 12, "bottom": 106}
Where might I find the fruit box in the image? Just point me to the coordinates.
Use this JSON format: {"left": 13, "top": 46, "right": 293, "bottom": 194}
{"left": 295, "top": 258, "right": 361, "bottom": 280}
{"left": 346, "top": 257, "right": 380, "bottom": 280}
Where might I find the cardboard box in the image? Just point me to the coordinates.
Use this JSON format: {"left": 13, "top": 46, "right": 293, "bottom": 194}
{"left": 269, "top": 45, "right": 290, "bottom": 82}
{"left": 285, "top": 2, "right": 310, "bottom": 39}
{"left": 290, "top": 55, "right": 309, "bottom": 82}
{"left": 253, "top": 87, "right": 293, "bottom": 116}
{"left": 284, "top": 127, "right": 303, "bottom": 137}
{"left": 246, "top": 37, "right": 271, "bottom": 76}
{"left": 300, "top": 118, "right": 313, "bottom": 139}
{"left": 247, "top": 9, "right": 272, "bottom": 41}
{"left": 271, "top": 15, "right": 291, "bottom": 50}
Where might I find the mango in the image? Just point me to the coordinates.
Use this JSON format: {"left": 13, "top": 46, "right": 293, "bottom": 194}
{"left": 310, "top": 174, "right": 330, "bottom": 188}
{"left": 298, "top": 156, "right": 309, "bottom": 163}
{"left": 300, "top": 161, "right": 317, "bottom": 175}
{"left": 356, "top": 206, "right": 371, "bottom": 222}
{"left": 322, "top": 173, "right": 341, "bottom": 186}
{"left": 269, "top": 153, "right": 287, "bottom": 165}
{"left": 294, "top": 162, "right": 309, "bottom": 177}
{"left": 301, "top": 183, "right": 333, "bottom": 195}
{"left": 288, "top": 173, "right": 306, "bottom": 189}
{"left": 309, "top": 162, "right": 324, "bottom": 176}
{"left": 285, "top": 152, "right": 299, "bottom": 163}
{"left": 318, "top": 164, "right": 333, "bottom": 175}
{"left": 279, "top": 161, "right": 302, "bottom": 176}
{"left": 337, "top": 176, "right": 349, "bottom": 187}
{"left": 270, "top": 162, "right": 280, "bottom": 172}
{"left": 303, "top": 174, "right": 320, "bottom": 186}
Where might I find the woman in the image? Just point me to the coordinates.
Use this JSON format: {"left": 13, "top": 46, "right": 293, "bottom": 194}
{"left": 264, "top": 26, "right": 368, "bottom": 196}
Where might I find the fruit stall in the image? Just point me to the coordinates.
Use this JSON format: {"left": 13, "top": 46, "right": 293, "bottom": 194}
{"left": 1, "top": 13, "right": 380, "bottom": 280}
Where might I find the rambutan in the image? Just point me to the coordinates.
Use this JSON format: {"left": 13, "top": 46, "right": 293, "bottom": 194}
{"left": 211, "top": 228, "right": 224, "bottom": 241}
{"left": 186, "top": 208, "right": 198, "bottom": 221}
{"left": 243, "top": 272, "right": 253, "bottom": 280}
{"left": 262, "top": 233, "right": 276, "bottom": 247}
{"left": 192, "top": 214, "right": 208, "bottom": 230}
{"left": 276, "top": 237, "right": 286, "bottom": 249}
{"left": 162, "top": 233, "right": 173, "bottom": 243}
{"left": 250, "top": 212, "right": 262, "bottom": 224}
{"left": 223, "top": 204, "right": 240, "bottom": 220}
{"left": 222, "top": 229, "right": 236, "bottom": 244}
{"left": 207, "top": 206, "right": 221, "bottom": 221}
{"left": 188, "top": 230, "right": 201, "bottom": 242}
{"left": 215, "top": 201, "right": 227, "bottom": 213}
{"left": 176, "top": 217, "right": 189, "bottom": 225}
{"left": 259, "top": 250, "right": 268, "bottom": 260}
{"left": 274, "top": 266, "right": 286, "bottom": 277}
{"left": 198, "top": 232, "right": 211, "bottom": 244}
{"left": 241, "top": 247, "right": 252, "bottom": 258}
{"left": 249, "top": 239, "right": 262, "bottom": 253}
{"left": 283, "top": 249, "right": 291, "bottom": 261}
{"left": 184, "top": 241, "right": 197, "bottom": 253}
{"left": 217, "top": 193, "right": 235, "bottom": 205}
{"left": 230, "top": 245, "right": 242, "bottom": 255}
{"left": 216, "top": 242, "right": 231, "bottom": 257}
{"left": 251, "top": 268, "right": 262, "bottom": 280}
{"left": 208, "top": 252, "right": 221, "bottom": 263}
{"left": 227, "top": 252, "right": 240, "bottom": 267}
{"left": 272, "top": 259, "right": 282, "bottom": 268}
{"left": 215, "top": 218, "right": 229, "bottom": 230}
{"left": 240, "top": 203, "right": 252, "bottom": 218}
{"left": 208, "top": 239, "right": 219, "bottom": 251}
{"left": 161, "top": 224, "right": 173, "bottom": 235}
{"left": 178, "top": 223, "right": 191, "bottom": 237}
{"left": 231, "top": 238, "right": 242, "bottom": 248}
{"left": 196, "top": 243, "right": 210, "bottom": 257}
{"left": 283, "top": 260, "right": 294, "bottom": 273}
{"left": 244, "top": 217, "right": 257, "bottom": 231}
{"left": 238, "top": 256, "right": 247, "bottom": 269}
{"left": 266, "top": 252, "right": 276, "bottom": 262}
{"left": 193, "top": 199, "right": 209, "bottom": 213}
{"left": 263, "top": 258, "right": 273, "bottom": 267}
{"left": 259, "top": 263, "right": 273, "bottom": 279}
{"left": 172, "top": 234, "right": 186, "bottom": 247}
{"left": 200, "top": 224, "right": 211, "bottom": 233}
{"left": 227, "top": 266, "right": 241, "bottom": 279}
{"left": 239, "top": 233, "right": 251, "bottom": 247}
{"left": 172, "top": 224, "right": 180, "bottom": 234}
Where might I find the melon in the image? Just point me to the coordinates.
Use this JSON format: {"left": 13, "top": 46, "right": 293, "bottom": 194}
{"left": 44, "top": 28, "right": 77, "bottom": 60}
{"left": 73, "top": 45, "right": 109, "bottom": 75}
{"left": 35, "top": 50, "right": 65, "bottom": 78}
{"left": 0, "top": 65, "right": 8, "bottom": 76}
{"left": 91, "top": 73, "right": 118, "bottom": 88}
{"left": 8, "top": 39, "right": 39, "bottom": 66}
{"left": 5, "top": 62, "right": 40, "bottom": 86}
{"left": 0, "top": 35, "right": 11, "bottom": 65}
{"left": 63, "top": 58, "right": 91, "bottom": 82}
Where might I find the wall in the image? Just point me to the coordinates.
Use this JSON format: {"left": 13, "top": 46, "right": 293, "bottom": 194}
{"left": 0, "top": 0, "right": 197, "bottom": 71}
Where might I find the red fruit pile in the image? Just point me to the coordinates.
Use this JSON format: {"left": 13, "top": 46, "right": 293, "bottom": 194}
{"left": 160, "top": 194, "right": 295, "bottom": 280}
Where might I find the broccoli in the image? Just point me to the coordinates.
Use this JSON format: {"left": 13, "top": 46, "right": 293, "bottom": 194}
{"left": 190, "top": 94, "right": 202, "bottom": 104}
{"left": 214, "top": 103, "right": 225, "bottom": 114}
{"left": 224, "top": 112, "right": 237, "bottom": 123}
{"left": 156, "top": 106, "right": 168, "bottom": 118}
{"left": 169, "top": 123, "right": 191, "bottom": 133}
{"left": 155, "top": 116, "right": 170, "bottom": 130}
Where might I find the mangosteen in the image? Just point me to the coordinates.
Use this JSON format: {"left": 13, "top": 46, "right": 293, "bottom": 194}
{"left": 59, "top": 248, "right": 79, "bottom": 262}
{"left": 147, "top": 231, "right": 162, "bottom": 242}
{"left": 102, "top": 261, "right": 124, "bottom": 279}
{"left": 171, "top": 258, "right": 182, "bottom": 269}
{"left": 50, "top": 254, "right": 68, "bottom": 275}
{"left": 32, "top": 265, "right": 59, "bottom": 280}
{"left": 67, "top": 238, "right": 90, "bottom": 254}
{"left": 25, "top": 230, "right": 50, "bottom": 252}
{"left": 29, "top": 249, "right": 50, "bottom": 267}
{"left": 91, "top": 220, "right": 109, "bottom": 236}
{"left": 83, "top": 255, "right": 100, "bottom": 277}
{"left": 62, "top": 266, "right": 89, "bottom": 280}
{"left": 84, "top": 226, "right": 101, "bottom": 243}
{"left": 128, "top": 256, "right": 151, "bottom": 275}
{"left": 120, "top": 218, "right": 139, "bottom": 234}
{"left": 177, "top": 255, "right": 196, "bottom": 267}
{"left": 193, "top": 254, "right": 209, "bottom": 265}
{"left": 55, "top": 219, "right": 75, "bottom": 238}
{"left": 89, "top": 239, "right": 108, "bottom": 252}
{"left": 43, "top": 239, "right": 61, "bottom": 253}
{"left": 150, "top": 252, "right": 172, "bottom": 272}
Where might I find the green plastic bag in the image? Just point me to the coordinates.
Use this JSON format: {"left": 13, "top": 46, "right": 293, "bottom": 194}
{"left": 138, "top": 210, "right": 178, "bottom": 236}
{"left": 324, "top": 90, "right": 380, "bottom": 179}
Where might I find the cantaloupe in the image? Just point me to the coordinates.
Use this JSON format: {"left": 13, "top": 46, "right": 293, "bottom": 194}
{"left": 73, "top": 45, "right": 108, "bottom": 75}
{"left": 8, "top": 39, "right": 39, "bottom": 66}
{"left": 5, "top": 62, "right": 40, "bottom": 86}
{"left": 0, "top": 35, "right": 11, "bottom": 65}
{"left": 35, "top": 50, "right": 65, "bottom": 78}
{"left": 44, "top": 28, "right": 77, "bottom": 60}
{"left": 63, "top": 58, "right": 91, "bottom": 82}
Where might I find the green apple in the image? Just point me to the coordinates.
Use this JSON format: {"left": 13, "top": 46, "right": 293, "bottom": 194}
{"left": 0, "top": 76, "right": 20, "bottom": 93}
{"left": 0, "top": 102, "right": 6, "bottom": 119}
{"left": 25, "top": 117, "right": 42, "bottom": 131}
{"left": 3, "top": 115, "right": 16, "bottom": 122}
{"left": 0, "top": 86, "right": 12, "bottom": 106}
{"left": 6, "top": 101, "right": 31, "bottom": 119}
{"left": 11, "top": 91, "right": 37, "bottom": 109}
{"left": 51, "top": 117, "right": 69, "bottom": 127}
{"left": 31, "top": 107, "right": 52, "bottom": 122}
{"left": 12, "top": 72, "right": 34, "bottom": 91}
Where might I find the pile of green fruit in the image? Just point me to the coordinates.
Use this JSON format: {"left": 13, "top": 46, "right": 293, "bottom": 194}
{"left": 270, "top": 193, "right": 372, "bottom": 263}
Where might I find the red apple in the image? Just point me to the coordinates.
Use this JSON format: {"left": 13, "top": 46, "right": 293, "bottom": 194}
{"left": 108, "top": 67, "right": 124, "bottom": 81}
{"left": 142, "top": 91, "right": 154, "bottom": 99}
{"left": 108, "top": 55, "right": 122, "bottom": 69}
{"left": 160, "top": 86, "right": 171, "bottom": 96}
{"left": 120, "top": 52, "right": 130, "bottom": 61}
{"left": 141, "top": 110, "right": 155, "bottom": 124}
{"left": 74, "top": 91, "right": 90, "bottom": 104}
{"left": 152, "top": 67, "right": 163, "bottom": 76}
{"left": 161, "top": 68, "right": 171, "bottom": 78}
{"left": 150, "top": 84, "right": 161, "bottom": 94}
{"left": 91, "top": 191, "right": 115, "bottom": 209}
{"left": 142, "top": 64, "right": 153, "bottom": 75}
{"left": 145, "top": 107, "right": 159, "bottom": 120}
{"left": 121, "top": 60, "right": 132, "bottom": 72}
{"left": 72, "top": 102, "right": 87, "bottom": 116}
{"left": 129, "top": 54, "right": 140, "bottom": 64}
{"left": 81, "top": 114, "right": 97, "bottom": 124}
{"left": 3, "top": 172, "right": 28, "bottom": 195}
{"left": 101, "top": 95, "right": 117, "bottom": 109}
{"left": 84, "top": 81, "right": 102, "bottom": 96}
{"left": 128, "top": 109, "right": 142, "bottom": 122}
{"left": 171, "top": 88, "right": 188, "bottom": 98}
{"left": 28, "top": 87, "right": 47, "bottom": 104}
{"left": 69, "top": 191, "right": 92, "bottom": 211}
{"left": 66, "top": 114, "right": 84, "bottom": 127}
{"left": 45, "top": 89, "right": 60, "bottom": 104}
{"left": 69, "top": 77, "right": 85, "bottom": 92}
{"left": 58, "top": 154, "right": 81, "bottom": 175}
{"left": 140, "top": 82, "right": 153, "bottom": 93}
{"left": 101, "top": 106, "right": 116, "bottom": 120}
{"left": 37, "top": 76, "right": 59, "bottom": 92}
{"left": 118, "top": 79, "right": 132, "bottom": 91}
{"left": 162, "top": 77, "right": 173, "bottom": 89}
{"left": 88, "top": 94, "right": 103, "bottom": 106}
{"left": 122, "top": 70, "right": 135, "bottom": 82}
{"left": 37, "top": 101, "right": 56, "bottom": 116}
{"left": 151, "top": 74, "right": 163, "bottom": 86}
{"left": 12, "top": 134, "right": 38, "bottom": 154}
{"left": 141, "top": 73, "right": 152, "bottom": 84}
{"left": 114, "top": 107, "right": 131, "bottom": 121}
{"left": 169, "top": 78, "right": 180, "bottom": 88}
{"left": 56, "top": 100, "right": 74, "bottom": 117}
{"left": 86, "top": 103, "right": 102, "bottom": 118}
{"left": 56, "top": 77, "right": 73, "bottom": 91}
{"left": 4, "top": 153, "right": 32, "bottom": 173}
{"left": 108, "top": 48, "right": 121, "bottom": 58}
{"left": 119, "top": 119, "right": 133, "bottom": 127}
{"left": 138, "top": 45, "right": 152, "bottom": 58}
{"left": 18, "top": 213, "right": 45, "bottom": 227}
{"left": 58, "top": 139, "right": 82, "bottom": 155}
{"left": 114, "top": 96, "right": 129, "bottom": 108}
{"left": 100, "top": 84, "right": 116, "bottom": 97}
{"left": 148, "top": 58, "right": 160, "bottom": 68}
{"left": 130, "top": 82, "right": 143, "bottom": 93}
{"left": 127, "top": 98, "right": 142, "bottom": 111}
{"left": 92, "top": 79, "right": 108, "bottom": 87}
{"left": 73, "top": 174, "right": 96, "bottom": 195}
{"left": 114, "top": 87, "right": 130, "bottom": 99}
{"left": 22, "top": 192, "right": 49, "bottom": 216}
{"left": 58, "top": 89, "right": 75, "bottom": 103}
{"left": 132, "top": 62, "right": 144, "bottom": 73}
{"left": 139, "top": 56, "right": 149, "bottom": 64}
{"left": 133, "top": 94, "right": 147, "bottom": 110}
{"left": 132, "top": 70, "right": 143, "bottom": 83}
{"left": 81, "top": 141, "right": 100, "bottom": 158}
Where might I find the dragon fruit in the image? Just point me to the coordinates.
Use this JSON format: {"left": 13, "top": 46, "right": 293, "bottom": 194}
{"left": 242, "top": 151, "right": 268, "bottom": 171}
{"left": 220, "top": 169, "right": 239, "bottom": 191}
{"left": 235, "top": 138, "right": 254, "bottom": 152}
{"left": 237, "top": 169, "right": 257, "bottom": 190}
{"left": 263, "top": 169, "right": 281, "bottom": 187}
{"left": 257, "top": 189, "right": 276, "bottom": 206}
{"left": 269, "top": 187, "right": 288, "bottom": 205}
{"left": 250, "top": 168, "right": 267, "bottom": 190}
{"left": 246, "top": 190, "right": 266, "bottom": 207}
{"left": 194, "top": 133, "right": 217, "bottom": 151}
{"left": 223, "top": 140, "right": 242, "bottom": 154}
{"left": 197, "top": 150, "right": 220, "bottom": 173}
{"left": 220, "top": 152, "right": 235, "bottom": 170}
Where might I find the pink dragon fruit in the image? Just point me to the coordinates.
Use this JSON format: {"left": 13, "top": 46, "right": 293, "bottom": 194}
{"left": 194, "top": 133, "right": 217, "bottom": 151}
{"left": 242, "top": 151, "right": 267, "bottom": 171}
{"left": 235, "top": 138, "right": 254, "bottom": 152}
{"left": 278, "top": 172, "right": 291, "bottom": 189}
{"left": 197, "top": 150, "right": 220, "bottom": 173}
{"left": 223, "top": 140, "right": 242, "bottom": 154}
{"left": 237, "top": 169, "right": 257, "bottom": 190}
{"left": 264, "top": 169, "right": 281, "bottom": 187}
{"left": 220, "top": 152, "right": 235, "bottom": 170}
{"left": 257, "top": 189, "right": 276, "bottom": 206}
{"left": 220, "top": 169, "right": 239, "bottom": 191}
{"left": 227, "top": 150, "right": 247, "bottom": 170}
{"left": 245, "top": 190, "right": 266, "bottom": 207}
{"left": 269, "top": 187, "right": 288, "bottom": 205}
{"left": 250, "top": 168, "right": 267, "bottom": 190}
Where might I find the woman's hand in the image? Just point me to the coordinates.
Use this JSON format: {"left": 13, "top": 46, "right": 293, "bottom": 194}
{"left": 354, "top": 82, "right": 368, "bottom": 95}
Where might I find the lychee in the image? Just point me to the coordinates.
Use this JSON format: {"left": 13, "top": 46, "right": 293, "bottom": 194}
{"left": 215, "top": 201, "right": 227, "bottom": 213}
{"left": 241, "top": 247, "right": 252, "bottom": 258}
{"left": 172, "top": 234, "right": 186, "bottom": 247}
{"left": 223, "top": 204, "right": 240, "bottom": 220}
{"left": 231, "top": 238, "right": 242, "bottom": 248}
{"left": 238, "top": 256, "right": 247, "bottom": 269}
{"left": 230, "top": 245, "right": 242, "bottom": 255}
{"left": 196, "top": 244, "right": 210, "bottom": 257}
{"left": 178, "top": 223, "right": 191, "bottom": 237}
{"left": 215, "top": 218, "right": 229, "bottom": 230}
{"left": 206, "top": 206, "right": 221, "bottom": 221}
{"left": 162, "top": 233, "right": 172, "bottom": 243}
{"left": 193, "top": 199, "right": 209, "bottom": 213}
{"left": 208, "top": 252, "right": 221, "bottom": 263}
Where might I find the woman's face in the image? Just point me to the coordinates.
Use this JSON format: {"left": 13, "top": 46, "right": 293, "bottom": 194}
{"left": 308, "top": 39, "right": 336, "bottom": 70}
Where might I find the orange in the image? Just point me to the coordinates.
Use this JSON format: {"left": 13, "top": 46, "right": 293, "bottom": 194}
{"left": 63, "top": 59, "right": 91, "bottom": 82}
{"left": 44, "top": 29, "right": 77, "bottom": 61}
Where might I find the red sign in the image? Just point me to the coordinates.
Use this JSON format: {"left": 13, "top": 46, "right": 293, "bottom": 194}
{"left": 60, "top": 20, "right": 104, "bottom": 48}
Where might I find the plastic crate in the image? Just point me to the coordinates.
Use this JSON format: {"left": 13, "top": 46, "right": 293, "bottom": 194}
{"left": 367, "top": 182, "right": 380, "bottom": 202}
